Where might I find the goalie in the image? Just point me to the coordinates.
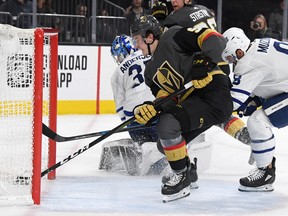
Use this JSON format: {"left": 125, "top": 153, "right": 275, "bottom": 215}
{"left": 99, "top": 34, "right": 163, "bottom": 176}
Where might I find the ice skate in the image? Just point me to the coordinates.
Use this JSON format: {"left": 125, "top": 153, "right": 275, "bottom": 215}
{"left": 162, "top": 157, "right": 198, "bottom": 189}
{"left": 238, "top": 157, "right": 276, "bottom": 192}
{"left": 162, "top": 168, "right": 191, "bottom": 203}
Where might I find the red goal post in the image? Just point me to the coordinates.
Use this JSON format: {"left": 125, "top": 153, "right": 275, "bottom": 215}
{"left": 0, "top": 24, "right": 58, "bottom": 205}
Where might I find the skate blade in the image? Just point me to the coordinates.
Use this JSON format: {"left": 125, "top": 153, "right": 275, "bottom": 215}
{"left": 190, "top": 182, "right": 199, "bottom": 189}
{"left": 163, "top": 187, "right": 190, "bottom": 203}
{"left": 238, "top": 184, "right": 274, "bottom": 192}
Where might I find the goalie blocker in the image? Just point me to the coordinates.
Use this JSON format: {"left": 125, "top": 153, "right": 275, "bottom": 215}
{"left": 98, "top": 133, "right": 212, "bottom": 176}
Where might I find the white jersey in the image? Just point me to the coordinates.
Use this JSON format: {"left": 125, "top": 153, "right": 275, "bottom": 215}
{"left": 231, "top": 38, "right": 288, "bottom": 110}
{"left": 111, "top": 50, "right": 155, "bottom": 121}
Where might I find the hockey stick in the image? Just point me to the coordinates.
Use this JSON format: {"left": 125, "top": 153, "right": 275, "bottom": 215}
{"left": 41, "top": 82, "right": 194, "bottom": 177}
{"left": 42, "top": 122, "right": 156, "bottom": 142}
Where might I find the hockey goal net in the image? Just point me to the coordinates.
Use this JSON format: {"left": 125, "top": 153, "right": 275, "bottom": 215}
{"left": 0, "top": 24, "right": 58, "bottom": 205}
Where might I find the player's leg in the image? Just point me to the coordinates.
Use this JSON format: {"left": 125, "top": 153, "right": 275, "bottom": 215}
{"left": 158, "top": 128, "right": 207, "bottom": 189}
{"left": 239, "top": 93, "right": 288, "bottom": 192}
{"left": 157, "top": 113, "right": 192, "bottom": 202}
{"left": 238, "top": 109, "right": 276, "bottom": 192}
{"left": 218, "top": 115, "right": 254, "bottom": 164}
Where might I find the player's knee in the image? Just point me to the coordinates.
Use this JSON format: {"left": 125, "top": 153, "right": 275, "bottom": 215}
{"left": 156, "top": 113, "right": 182, "bottom": 140}
{"left": 166, "top": 105, "right": 191, "bottom": 132}
{"left": 247, "top": 109, "right": 273, "bottom": 140}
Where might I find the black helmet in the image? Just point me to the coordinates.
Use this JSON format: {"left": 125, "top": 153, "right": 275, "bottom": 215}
{"left": 130, "top": 15, "right": 162, "bottom": 39}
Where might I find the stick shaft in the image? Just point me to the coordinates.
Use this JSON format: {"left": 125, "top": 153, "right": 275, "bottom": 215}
{"left": 41, "top": 85, "right": 193, "bottom": 177}
{"left": 41, "top": 117, "right": 135, "bottom": 176}
{"left": 42, "top": 123, "right": 156, "bottom": 142}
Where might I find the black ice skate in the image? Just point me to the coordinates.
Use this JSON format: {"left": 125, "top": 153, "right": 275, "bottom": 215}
{"left": 162, "top": 168, "right": 191, "bottom": 203}
{"left": 238, "top": 157, "right": 276, "bottom": 192}
{"left": 162, "top": 157, "right": 198, "bottom": 189}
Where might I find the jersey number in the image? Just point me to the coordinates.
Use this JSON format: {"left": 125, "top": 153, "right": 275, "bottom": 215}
{"left": 274, "top": 41, "right": 288, "bottom": 55}
{"left": 128, "top": 63, "right": 144, "bottom": 89}
{"left": 189, "top": 17, "right": 217, "bottom": 33}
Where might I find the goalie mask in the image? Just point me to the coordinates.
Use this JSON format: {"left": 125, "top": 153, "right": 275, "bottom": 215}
{"left": 110, "top": 34, "right": 137, "bottom": 64}
{"left": 221, "top": 27, "right": 251, "bottom": 63}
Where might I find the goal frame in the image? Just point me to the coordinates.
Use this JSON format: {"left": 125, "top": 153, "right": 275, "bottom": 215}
{"left": 32, "top": 28, "right": 58, "bottom": 204}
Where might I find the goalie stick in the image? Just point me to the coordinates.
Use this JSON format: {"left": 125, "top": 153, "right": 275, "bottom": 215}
{"left": 42, "top": 122, "right": 156, "bottom": 142}
{"left": 41, "top": 82, "right": 194, "bottom": 177}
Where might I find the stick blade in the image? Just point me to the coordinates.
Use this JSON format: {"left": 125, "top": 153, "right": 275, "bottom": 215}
{"left": 42, "top": 123, "right": 65, "bottom": 142}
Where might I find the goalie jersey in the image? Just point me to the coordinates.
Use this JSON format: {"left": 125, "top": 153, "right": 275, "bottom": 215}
{"left": 231, "top": 38, "right": 288, "bottom": 110}
{"left": 111, "top": 50, "right": 155, "bottom": 121}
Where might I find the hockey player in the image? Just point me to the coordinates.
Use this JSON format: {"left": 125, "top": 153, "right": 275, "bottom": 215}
{"left": 162, "top": 0, "right": 254, "bottom": 160}
{"left": 222, "top": 27, "right": 288, "bottom": 192}
{"left": 164, "top": 0, "right": 216, "bottom": 30}
{"left": 98, "top": 34, "right": 159, "bottom": 175}
{"left": 102, "top": 34, "right": 201, "bottom": 181}
{"left": 131, "top": 15, "right": 233, "bottom": 202}
{"left": 110, "top": 34, "right": 157, "bottom": 144}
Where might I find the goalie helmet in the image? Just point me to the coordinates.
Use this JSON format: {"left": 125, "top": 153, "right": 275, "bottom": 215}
{"left": 110, "top": 34, "right": 137, "bottom": 64}
{"left": 130, "top": 15, "right": 162, "bottom": 39}
{"left": 221, "top": 27, "right": 251, "bottom": 63}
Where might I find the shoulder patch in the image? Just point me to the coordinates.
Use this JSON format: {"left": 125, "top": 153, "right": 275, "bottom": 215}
{"left": 196, "top": 29, "right": 223, "bottom": 48}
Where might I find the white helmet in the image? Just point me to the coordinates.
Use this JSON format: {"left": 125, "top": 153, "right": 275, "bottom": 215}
{"left": 221, "top": 27, "right": 251, "bottom": 63}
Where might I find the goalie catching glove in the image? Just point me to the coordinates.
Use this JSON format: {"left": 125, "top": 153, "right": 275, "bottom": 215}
{"left": 237, "top": 96, "right": 264, "bottom": 117}
{"left": 134, "top": 102, "right": 159, "bottom": 124}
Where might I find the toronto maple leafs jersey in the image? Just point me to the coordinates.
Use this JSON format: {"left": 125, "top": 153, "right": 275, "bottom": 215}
{"left": 231, "top": 38, "right": 288, "bottom": 110}
{"left": 111, "top": 50, "right": 155, "bottom": 121}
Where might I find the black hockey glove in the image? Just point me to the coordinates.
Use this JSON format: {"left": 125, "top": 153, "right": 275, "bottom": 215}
{"left": 192, "top": 53, "right": 217, "bottom": 74}
{"left": 191, "top": 53, "right": 218, "bottom": 89}
{"left": 237, "top": 96, "right": 264, "bottom": 117}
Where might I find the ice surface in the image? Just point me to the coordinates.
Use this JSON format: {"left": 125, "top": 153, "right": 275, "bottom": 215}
{"left": 2, "top": 114, "right": 288, "bottom": 216}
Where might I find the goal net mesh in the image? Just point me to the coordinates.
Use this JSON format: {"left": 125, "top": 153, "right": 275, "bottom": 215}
{"left": 0, "top": 24, "right": 57, "bottom": 205}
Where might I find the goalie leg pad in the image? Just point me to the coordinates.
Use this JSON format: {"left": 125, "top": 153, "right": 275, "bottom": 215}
{"left": 128, "top": 122, "right": 158, "bottom": 145}
{"left": 99, "top": 139, "right": 142, "bottom": 175}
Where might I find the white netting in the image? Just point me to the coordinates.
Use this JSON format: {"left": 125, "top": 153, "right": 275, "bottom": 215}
{"left": 0, "top": 24, "right": 52, "bottom": 205}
